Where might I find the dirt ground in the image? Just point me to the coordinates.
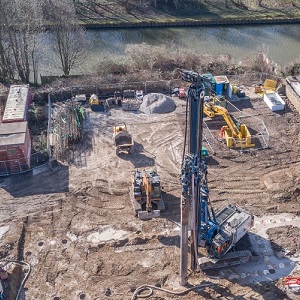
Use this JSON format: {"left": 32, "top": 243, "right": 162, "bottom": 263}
{"left": 0, "top": 85, "right": 300, "bottom": 300}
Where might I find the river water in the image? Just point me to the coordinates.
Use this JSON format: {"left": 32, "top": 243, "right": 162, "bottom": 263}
{"left": 41, "top": 24, "right": 300, "bottom": 76}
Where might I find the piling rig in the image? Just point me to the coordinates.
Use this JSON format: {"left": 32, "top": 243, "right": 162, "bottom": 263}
{"left": 178, "top": 69, "right": 254, "bottom": 285}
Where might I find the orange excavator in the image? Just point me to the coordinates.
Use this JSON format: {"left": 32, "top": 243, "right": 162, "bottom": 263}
{"left": 130, "top": 168, "right": 165, "bottom": 220}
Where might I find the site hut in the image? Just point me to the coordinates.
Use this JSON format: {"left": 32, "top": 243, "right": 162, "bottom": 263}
{"left": 214, "top": 75, "right": 230, "bottom": 97}
{"left": 0, "top": 122, "right": 31, "bottom": 174}
{"left": 0, "top": 84, "right": 32, "bottom": 174}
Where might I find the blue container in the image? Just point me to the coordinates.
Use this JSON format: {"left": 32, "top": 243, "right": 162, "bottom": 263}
{"left": 215, "top": 83, "right": 223, "bottom": 95}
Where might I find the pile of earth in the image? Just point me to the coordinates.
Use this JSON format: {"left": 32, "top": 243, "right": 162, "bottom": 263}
{"left": 140, "top": 93, "right": 176, "bottom": 114}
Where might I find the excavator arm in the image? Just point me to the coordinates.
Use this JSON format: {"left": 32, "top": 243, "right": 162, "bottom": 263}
{"left": 203, "top": 99, "right": 255, "bottom": 149}
{"left": 204, "top": 102, "right": 242, "bottom": 138}
{"left": 143, "top": 173, "right": 153, "bottom": 213}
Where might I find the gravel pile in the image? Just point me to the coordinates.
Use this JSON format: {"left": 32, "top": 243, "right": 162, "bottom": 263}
{"left": 140, "top": 93, "right": 176, "bottom": 114}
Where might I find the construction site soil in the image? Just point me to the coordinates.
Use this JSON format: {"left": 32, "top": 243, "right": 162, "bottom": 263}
{"left": 0, "top": 86, "right": 300, "bottom": 300}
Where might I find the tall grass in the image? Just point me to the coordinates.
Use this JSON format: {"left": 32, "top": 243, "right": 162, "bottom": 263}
{"left": 47, "top": 43, "right": 299, "bottom": 89}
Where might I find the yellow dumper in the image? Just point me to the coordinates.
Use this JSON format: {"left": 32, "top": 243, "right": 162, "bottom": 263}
{"left": 113, "top": 124, "right": 134, "bottom": 155}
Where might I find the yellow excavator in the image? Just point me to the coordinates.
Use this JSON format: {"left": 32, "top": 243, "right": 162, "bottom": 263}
{"left": 204, "top": 97, "right": 255, "bottom": 148}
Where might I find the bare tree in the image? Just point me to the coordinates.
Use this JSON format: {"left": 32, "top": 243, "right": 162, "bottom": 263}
{"left": 45, "top": 0, "right": 87, "bottom": 76}
{"left": 0, "top": 29, "right": 14, "bottom": 81}
{"left": 0, "top": 0, "right": 43, "bottom": 83}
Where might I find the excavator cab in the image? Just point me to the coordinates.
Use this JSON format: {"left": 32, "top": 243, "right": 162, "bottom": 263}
{"left": 89, "top": 94, "right": 100, "bottom": 106}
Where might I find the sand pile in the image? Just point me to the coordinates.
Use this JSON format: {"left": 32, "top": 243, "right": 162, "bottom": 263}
{"left": 140, "top": 93, "right": 176, "bottom": 114}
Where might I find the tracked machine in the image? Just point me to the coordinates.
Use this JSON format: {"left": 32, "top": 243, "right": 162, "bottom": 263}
{"left": 130, "top": 168, "right": 165, "bottom": 220}
{"left": 178, "top": 69, "right": 254, "bottom": 285}
{"left": 113, "top": 124, "right": 134, "bottom": 156}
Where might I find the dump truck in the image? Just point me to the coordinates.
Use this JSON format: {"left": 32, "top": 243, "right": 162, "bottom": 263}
{"left": 113, "top": 124, "right": 134, "bottom": 155}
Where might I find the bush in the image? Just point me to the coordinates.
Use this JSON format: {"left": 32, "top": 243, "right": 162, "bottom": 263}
{"left": 95, "top": 60, "right": 128, "bottom": 76}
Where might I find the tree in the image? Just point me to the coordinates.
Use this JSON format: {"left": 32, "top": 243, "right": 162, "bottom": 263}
{"left": 0, "top": 29, "right": 14, "bottom": 81}
{"left": 0, "top": 0, "right": 43, "bottom": 83}
{"left": 45, "top": 0, "right": 87, "bottom": 76}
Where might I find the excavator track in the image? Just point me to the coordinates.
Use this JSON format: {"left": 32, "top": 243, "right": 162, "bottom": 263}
{"left": 129, "top": 186, "right": 143, "bottom": 216}
{"left": 198, "top": 250, "right": 252, "bottom": 270}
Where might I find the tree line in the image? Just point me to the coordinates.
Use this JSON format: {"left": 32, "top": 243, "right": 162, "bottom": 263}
{"left": 0, "top": 0, "right": 85, "bottom": 84}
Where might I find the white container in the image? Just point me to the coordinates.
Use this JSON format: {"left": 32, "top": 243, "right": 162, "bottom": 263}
{"left": 263, "top": 92, "right": 285, "bottom": 111}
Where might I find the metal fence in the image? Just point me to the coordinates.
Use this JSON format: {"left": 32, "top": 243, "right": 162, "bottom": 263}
{"left": 226, "top": 72, "right": 282, "bottom": 86}
{"left": 225, "top": 100, "right": 270, "bottom": 149}
{"left": 69, "top": 79, "right": 183, "bottom": 99}
{"left": 45, "top": 73, "right": 282, "bottom": 103}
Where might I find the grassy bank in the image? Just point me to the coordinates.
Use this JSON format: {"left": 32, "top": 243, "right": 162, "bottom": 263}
{"left": 75, "top": 0, "right": 300, "bottom": 28}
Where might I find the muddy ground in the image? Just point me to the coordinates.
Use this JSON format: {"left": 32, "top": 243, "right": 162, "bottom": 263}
{"left": 0, "top": 86, "right": 300, "bottom": 300}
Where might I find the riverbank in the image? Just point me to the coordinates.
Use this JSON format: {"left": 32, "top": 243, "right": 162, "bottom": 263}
{"left": 76, "top": 1, "right": 300, "bottom": 29}
{"left": 83, "top": 16, "right": 300, "bottom": 29}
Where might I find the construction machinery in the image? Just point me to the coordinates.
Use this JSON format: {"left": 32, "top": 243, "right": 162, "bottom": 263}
{"left": 203, "top": 97, "right": 255, "bottom": 148}
{"left": 130, "top": 168, "right": 165, "bottom": 220}
{"left": 89, "top": 94, "right": 105, "bottom": 112}
{"left": 178, "top": 69, "right": 254, "bottom": 285}
{"left": 113, "top": 124, "right": 134, "bottom": 155}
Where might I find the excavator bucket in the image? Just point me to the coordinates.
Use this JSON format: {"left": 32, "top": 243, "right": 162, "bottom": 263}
{"left": 138, "top": 210, "right": 160, "bottom": 220}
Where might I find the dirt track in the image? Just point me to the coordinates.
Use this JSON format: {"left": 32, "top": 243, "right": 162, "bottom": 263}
{"left": 0, "top": 89, "right": 300, "bottom": 300}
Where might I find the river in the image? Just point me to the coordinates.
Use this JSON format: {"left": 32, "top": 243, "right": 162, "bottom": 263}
{"left": 40, "top": 24, "right": 300, "bottom": 76}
